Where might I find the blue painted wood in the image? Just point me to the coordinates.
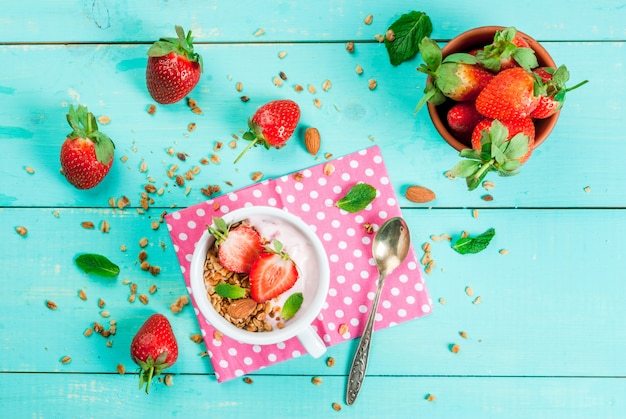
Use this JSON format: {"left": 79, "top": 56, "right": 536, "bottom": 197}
{"left": 1, "top": 1, "right": 625, "bottom": 417}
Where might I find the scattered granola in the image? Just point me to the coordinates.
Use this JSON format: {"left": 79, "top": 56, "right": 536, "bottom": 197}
{"left": 15, "top": 226, "right": 27, "bottom": 237}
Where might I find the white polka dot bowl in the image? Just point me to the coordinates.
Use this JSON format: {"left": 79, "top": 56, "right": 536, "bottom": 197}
{"left": 189, "top": 206, "right": 330, "bottom": 358}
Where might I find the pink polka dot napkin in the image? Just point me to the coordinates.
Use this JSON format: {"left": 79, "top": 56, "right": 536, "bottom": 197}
{"left": 165, "top": 145, "right": 432, "bottom": 382}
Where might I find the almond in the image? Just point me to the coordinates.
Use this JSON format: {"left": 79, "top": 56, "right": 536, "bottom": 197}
{"left": 304, "top": 127, "right": 321, "bottom": 155}
{"left": 405, "top": 185, "right": 436, "bottom": 203}
{"left": 227, "top": 298, "right": 257, "bottom": 320}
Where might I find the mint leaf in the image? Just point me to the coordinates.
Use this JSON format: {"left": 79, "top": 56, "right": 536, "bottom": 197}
{"left": 385, "top": 11, "right": 432, "bottom": 66}
{"left": 282, "top": 293, "right": 303, "bottom": 320}
{"left": 452, "top": 228, "right": 496, "bottom": 255}
{"left": 336, "top": 183, "right": 377, "bottom": 213}
{"left": 214, "top": 283, "right": 246, "bottom": 299}
{"left": 75, "top": 253, "right": 120, "bottom": 277}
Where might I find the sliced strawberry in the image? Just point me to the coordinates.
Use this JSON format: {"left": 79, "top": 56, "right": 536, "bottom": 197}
{"left": 446, "top": 101, "right": 484, "bottom": 142}
{"left": 475, "top": 68, "right": 540, "bottom": 120}
{"left": 249, "top": 241, "right": 299, "bottom": 303}
{"left": 208, "top": 218, "right": 263, "bottom": 274}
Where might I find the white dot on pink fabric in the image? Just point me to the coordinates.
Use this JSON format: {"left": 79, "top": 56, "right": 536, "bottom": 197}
{"left": 234, "top": 369, "right": 244, "bottom": 377}
{"left": 268, "top": 353, "right": 277, "bottom": 362}
{"left": 341, "top": 173, "right": 350, "bottom": 181}
{"left": 352, "top": 283, "right": 361, "bottom": 292}
{"left": 350, "top": 160, "right": 359, "bottom": 168}
{"left": 244, "top": 357, "right": 253, "bottom": 365}
{"left": 406, "top": 296, "right": 416, "bottom": 304}
{"left": 187, "top": 220, "right": 196, "bottom": 229}
{"left": 310, "top": 190, "right": 319, "bottom": 199}
{"left": 268, "top": 197, "right": 277, "bottom": 206}
{"left": 336, "top": 275, "right": 346, "bottom": 284}
{"left": 421, "top": 304, "right": 431, "bottom": 313}
{"left": 253, "top": 190, "right": 262, "bottom": 198}
{"left": 345, "top": 262, "right": 354, "bottom": 271}
{"left": 365, "top": 168, "right": 374, "bottom": 176}
{"left": 219, "top": 360, "right": 228, "bottom": 368}
{"left": 178, "top": 233, "right": 188, "bottom": 241}
{"left": 229, "top": 193, "right": 238, "bottom": 201}
{"left": 301, "top": 203, "right": 310, "bottom": 211}
{"left": 318, "top": 177, "right": 327, "bottom": 186}
{"left": 196, "top": 208, "right": 206, "bottom": 216}
{"left": 335, "top": 309, "right": 344, "bottom": 318}
{"left": 171, "top": 212, "right": 181, "bottom": 220}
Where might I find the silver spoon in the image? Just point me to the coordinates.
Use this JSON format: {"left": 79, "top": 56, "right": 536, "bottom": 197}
{"left": 345, "top": 217, "right": 411, "bottom": 405}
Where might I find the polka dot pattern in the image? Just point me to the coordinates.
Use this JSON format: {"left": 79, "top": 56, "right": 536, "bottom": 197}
{"left": 165, "top": 146, "right": 431, "bottom": 383}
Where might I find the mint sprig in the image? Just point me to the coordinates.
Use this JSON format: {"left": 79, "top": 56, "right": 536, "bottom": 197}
{"left": 75, "top": 253, "right": 120, "bottom": 277}
{"left": 452, "top": 228, "right": 496, "bottom": 255}
{"left": 384, "top": 11, "right": 433, "bottom": 66}
{"left": 214, "top": 283, "right": 246, "bottom": 299}
{"left": 282, "top": 293, "right": 303, "bottom": 320}
{"left": 336, "top": 183, "right": 377, "bottom": 213}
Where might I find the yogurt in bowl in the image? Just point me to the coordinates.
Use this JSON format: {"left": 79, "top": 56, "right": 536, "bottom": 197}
{"left": 189, "top": 206, "right": 330, "bottom": 358}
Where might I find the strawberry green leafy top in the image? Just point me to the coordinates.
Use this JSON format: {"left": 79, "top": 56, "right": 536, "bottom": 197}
{"left": 147, "top": 25, "right": 203, "bottom": 72}
{"left": 66, "top": 104, "right": 115, "bottom": 166}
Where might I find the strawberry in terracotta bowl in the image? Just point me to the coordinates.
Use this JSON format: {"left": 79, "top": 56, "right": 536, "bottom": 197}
{"left": 189, "top": 206, "right": 330, "bottom": 358}
{"left": 416, "top": 26, "right": 587, "bottom": 190}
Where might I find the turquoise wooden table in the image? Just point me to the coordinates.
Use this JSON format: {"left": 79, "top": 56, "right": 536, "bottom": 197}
{"left": 2, "top": 1, "right": 625, "bottom": 417}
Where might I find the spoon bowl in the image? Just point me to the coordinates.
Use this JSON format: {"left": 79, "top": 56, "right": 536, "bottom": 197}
{"left": 346, "top": 217, "right": 411, "bottom": 405}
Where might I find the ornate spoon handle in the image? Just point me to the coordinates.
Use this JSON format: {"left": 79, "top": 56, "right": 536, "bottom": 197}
{"left": 345, "top": 274, "right": 385, "bottom": 405}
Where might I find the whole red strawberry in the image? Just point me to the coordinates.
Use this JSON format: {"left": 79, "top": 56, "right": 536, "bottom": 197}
{"left": 448, "top": 119, "right": 534, "bottom": 191}
{"left": 249, "top": 240, "right": 299, "bottom": 303}
{"left": 60, "top": 105, "right": 115, "bottom": 189}
{"left": 415, "top": 37, "right": 494, "bottom": 112}
{"left": 130, "top": 314, "right": 178, "bottom": 394}
{"left": 471, "top": 118, "right": 535, "bottom": 164}
{"left": 234, "top": 100, "right": 300, "bottom": 163}
{"left": 207, "top": 217, "right": 264, "bottom": 274}
{"left": 446, "top": 101, "right": 484, "bottom": 142}
{"left": 146, "top": 25, "right": 203, "bottom": 104}
{"left": 530, "top": 65, "right": 588, "bottom": 119}
{"left": 474, "top": 26, "right": 538, "bottom": 71}
{"left": 475, "top": 67, "right": 540, "bottom": 120}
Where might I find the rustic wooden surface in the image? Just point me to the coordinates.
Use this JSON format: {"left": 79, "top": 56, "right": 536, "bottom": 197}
{"left": 1, "top": 1, "right": 625, "bottom": 418}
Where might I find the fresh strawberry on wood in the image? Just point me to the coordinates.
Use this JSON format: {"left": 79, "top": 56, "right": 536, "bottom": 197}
{"left": 146, "top": 25, "right": 203, "bottom": 104}
{"left": 474, "top": 26, "right": 538, "bottom": 72}
{"left": 475, "top": 67, "right": 540, "bottom": 120}
{"left": 249, "top": 240, "right": 299, "bottom": 303}
{"left": 446, "top": 101, "right": 485, "bottom": 142}
{"left": 207, "top": 217, "right": 264, "bottom": 274}
{"left": 448, "top": 119, "right": 534, "bottom": 191}
{"left": 530, "top": 65, "right": 589, "bottom": 119}
{"left": 130, "top": 314, "right": 178, "bottom": 394}
{"left": 416, "top": 37, "right": 494, "bottom": 111}
{"left": 60, "top": 105, "right": 115, "bottom": 189}
{"left": 234, "top": 100, "right": 301, "bottom": 163}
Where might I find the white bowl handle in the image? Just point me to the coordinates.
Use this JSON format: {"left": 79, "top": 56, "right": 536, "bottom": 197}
{"left": 296, "top": 325, "right": 326, "bottom": 358}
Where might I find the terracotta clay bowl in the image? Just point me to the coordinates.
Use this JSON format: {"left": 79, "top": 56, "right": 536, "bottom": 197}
{"left": 427, "top": 26, "right": 558, "bottom": 151}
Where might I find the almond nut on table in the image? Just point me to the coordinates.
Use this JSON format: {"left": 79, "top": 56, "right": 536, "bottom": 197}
{"left": 405, "top": 185, "right": 436, "bottom": 203}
